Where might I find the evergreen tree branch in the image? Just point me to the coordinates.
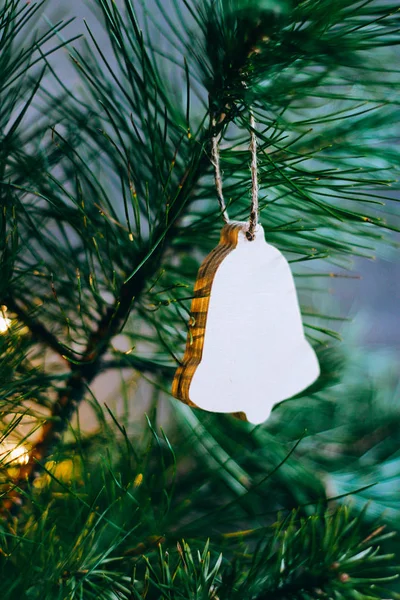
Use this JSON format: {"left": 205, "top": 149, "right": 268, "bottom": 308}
{"left": 1, "top": 153, "right": 207, "bottom": 516}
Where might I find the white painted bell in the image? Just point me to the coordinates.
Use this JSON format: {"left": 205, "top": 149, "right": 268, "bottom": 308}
{"left": 172, "top": 222, "right": 320, "bottom": 424}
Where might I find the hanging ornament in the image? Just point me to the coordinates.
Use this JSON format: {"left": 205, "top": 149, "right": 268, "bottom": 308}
{"left": 172, "top": 113, "right": 320, "bottom": 424}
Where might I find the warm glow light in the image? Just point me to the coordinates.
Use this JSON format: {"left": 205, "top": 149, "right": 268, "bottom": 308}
{"left": 0, "top": 306, "right": 11, "bottom": 334}
{"left": 0, "top": 442, "right": 29, "bottom": 466}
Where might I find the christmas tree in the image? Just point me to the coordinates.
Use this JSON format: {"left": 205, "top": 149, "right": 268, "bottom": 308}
{"left": 1, "top": 0, "right": 400, "bottom": 597}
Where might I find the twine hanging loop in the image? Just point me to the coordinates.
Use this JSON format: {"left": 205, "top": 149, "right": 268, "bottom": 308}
{"left": 210, "top": 111, "right": 259, "bottom": 239}
{"left": 211, "top": 117, "right": 230, "bottom": 224}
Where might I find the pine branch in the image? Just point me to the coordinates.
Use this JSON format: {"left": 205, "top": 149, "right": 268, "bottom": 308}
{"left": 2, "top": 0, "right": 279, "bottom": 515}
{"left": 1, "top": 406, "right": 398, "bottom": 600}
{"left": 1, "top": 153, "right": 207, "bottom": 515}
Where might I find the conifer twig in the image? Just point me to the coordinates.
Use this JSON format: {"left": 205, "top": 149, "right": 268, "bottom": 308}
{"left": 1, "top": 157, "right": 207, "bottom": 516}
{"left": 5, "top": 297, "right": 75, "bottom": 363}
{"left": 2, "top": 263, "right": 163, "bottom": 515}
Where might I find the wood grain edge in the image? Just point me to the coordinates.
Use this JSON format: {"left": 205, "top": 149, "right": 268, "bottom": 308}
{"left": 172, "top": 223, "right": 247, "bottom": 410}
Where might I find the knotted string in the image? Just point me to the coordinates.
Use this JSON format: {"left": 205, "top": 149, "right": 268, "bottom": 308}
{"left": 211, "top": 117, "right": 230, "bottom": 224}
{"left": 210, "top": 112, "right": 259, "bottom": 239}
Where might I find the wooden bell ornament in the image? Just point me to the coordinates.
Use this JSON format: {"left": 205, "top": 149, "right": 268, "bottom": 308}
{"left": 172, "top": 222, "right": 320, "bottom": 424}
{"left": 172, "top": 113, "right": 319, "bottom": 424}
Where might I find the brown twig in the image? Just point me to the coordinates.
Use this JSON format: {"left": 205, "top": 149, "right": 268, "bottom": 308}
{"left": 2, "top": 250, "right": 165, "bottom": 516}
{"left": 5, "top": 297, "right": 76, "bottom": 363}
{"left": 1, "top": 156, "right": 204, "bottom": 517}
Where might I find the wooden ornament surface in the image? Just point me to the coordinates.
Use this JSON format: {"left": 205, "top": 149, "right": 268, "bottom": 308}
{"left": 172, "top": 222, "right": 320, "bottom": 424}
